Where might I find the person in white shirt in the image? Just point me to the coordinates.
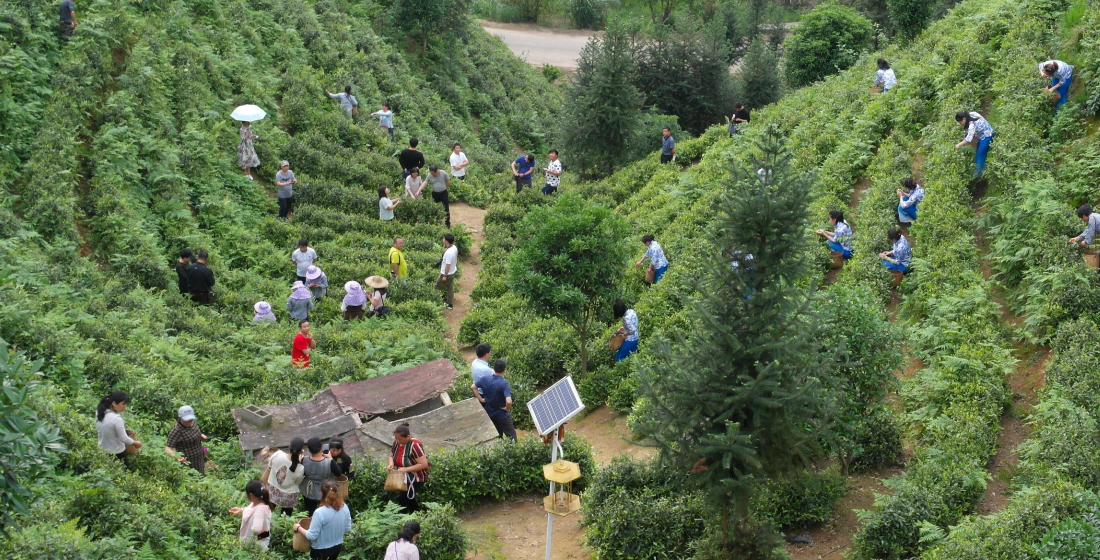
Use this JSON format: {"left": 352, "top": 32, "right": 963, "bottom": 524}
{"left": 874, "top": 58, "right": 897, "bottom": 92}
{"left": 378, "top": 186, "right": 402, "bottom": 221}
{"left": 96, "top": 391, "right": 141, "bottom": 462}
{"left": 324, "top": 85, "right": 358, "bottom": 118}
{"left": 383, "top": 520, "right": 421, "bottom": 560}
{"left": 437, "top": 233, "right": 459, "bottom": 310}
{"left": 449, "top": 143, "right": 469, "bottom": 180}
{"left": 229, "top": 481, "right": 273, "bottom": 549}
{"left": 1039, "top": 60, "right": 1074, "bottom": 108}
{"left": 469, "top": 343, "right": 493, "bottom": 399}
{"left": 404, "top": 168, "right": 424, "bottom": 200}
{"left": 542, "top": 149, "right": 562, "bottom": 195}
{"left": 370, "top": 103, "right": 394, "bottom": 138}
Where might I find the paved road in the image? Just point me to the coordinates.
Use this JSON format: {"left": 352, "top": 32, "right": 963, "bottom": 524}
{"left": 480, "top": 21, "right": 595, "bottom": 69}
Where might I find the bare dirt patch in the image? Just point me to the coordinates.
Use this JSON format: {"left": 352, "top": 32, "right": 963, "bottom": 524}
{"left": 786, "top": 466, "right": 902, "bottom": 560}
{"left": 461, "top": 494, "right": 591, "bottom": 560}
{"left": 569, "top": 406, "right": 656, "bottom": 465}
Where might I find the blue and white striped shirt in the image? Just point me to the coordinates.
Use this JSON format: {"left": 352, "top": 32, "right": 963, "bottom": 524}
{"left": 644, "top": 241, "right": 669, "bottom": 269}
{"left": 833, "top": 221, "right": 853, "bottom": 252}
{"left": 622, "top": 309, "right": 639, "bottom": 342}
{"left": 1039, "top": 60, "right": 1073, "bottom": 89}
{"left": 962, "top": 112, "right": 994, "bottom": 143}
{"left": 899, "top": 184, "right": 924, "bottom": 209}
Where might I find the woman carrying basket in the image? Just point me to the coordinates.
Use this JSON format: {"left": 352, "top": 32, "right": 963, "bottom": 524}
{"left": 388, "top": 423, "right": 429, "bottom": 514}
{"left": 293, "top": 480, "right": 352, "bottom": 560}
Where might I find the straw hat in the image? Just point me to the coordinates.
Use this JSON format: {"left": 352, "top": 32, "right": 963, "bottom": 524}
{"left": 364, "top": 275, "right": 389, "bottom": 289}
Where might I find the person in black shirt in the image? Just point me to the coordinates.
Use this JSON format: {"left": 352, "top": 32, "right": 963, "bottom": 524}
{"left": 327, "top": 438, "right": 354, "bottom": 479}
{"left": 398, "top": 137, "right": 425, "bottom": 179}
{"left": 186, "top": 250, "right": 215, "bottom": 305}
{"left": 728, "top": 103, "right": 750, "bottom": 136}
{"left": 175, "top": 248, "right": 193, "bottom": 295}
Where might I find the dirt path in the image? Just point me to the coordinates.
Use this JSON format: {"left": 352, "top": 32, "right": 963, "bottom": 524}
{"left": 480, "top": 20, "right": 595, "bottom": 69}
{"left": 445, "top": 202, "right": 486, "bottom": 362}
{"left": 787, "top": 467, "right": 902, "bottom": 560}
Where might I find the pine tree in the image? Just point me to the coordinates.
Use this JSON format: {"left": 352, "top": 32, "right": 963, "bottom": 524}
{"left": 740, "top": 35, "right": 781, "bottom": 110}
{"left": 560, "top": 24, "right": 644, "bottom": 177}
{"left": 633, "top": 126, "right": 839, "bottom": 550}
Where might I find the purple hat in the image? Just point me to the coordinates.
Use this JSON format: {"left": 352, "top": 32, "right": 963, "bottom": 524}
{"left": 305, "top": 265, "right": 324, "bottom": 281}
{"left": 343, "top": 281, "right": 366, "bottom": 307}
{"left": 290, "top": 281, "right": 312, "bottom": 300}
{"left": 253, "top": 301, "right": 275, "bottom": 322}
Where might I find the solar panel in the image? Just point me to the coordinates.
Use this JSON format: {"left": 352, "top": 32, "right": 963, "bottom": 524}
{"left": 527, "top": 376, "right": 585, "bottom": 436}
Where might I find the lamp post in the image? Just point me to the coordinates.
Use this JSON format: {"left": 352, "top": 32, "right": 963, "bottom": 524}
{"left": 542, "top": 430, "right": 581, "bottom": 560}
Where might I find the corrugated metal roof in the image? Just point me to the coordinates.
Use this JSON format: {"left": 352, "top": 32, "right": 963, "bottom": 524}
{"left": 328, "top": 358, "right": 460, "bottom": 415}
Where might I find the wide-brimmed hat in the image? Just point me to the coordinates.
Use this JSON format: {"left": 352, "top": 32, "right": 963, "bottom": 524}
{"left": 364, "top": 275, "right": 389, "bottom": 289}
{"left": 305, "top": 265, "right": 323, "bottom": 281}
{"left": 254, "top": 301, "right": 272, "bottom": 314}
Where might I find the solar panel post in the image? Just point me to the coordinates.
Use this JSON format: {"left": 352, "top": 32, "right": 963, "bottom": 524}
{"left": 527, "top": 376, "right": 585, "bottom": 436}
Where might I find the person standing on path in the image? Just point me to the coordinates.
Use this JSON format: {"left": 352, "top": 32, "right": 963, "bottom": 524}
{"left": 1039, "top": 60, "right": 1074, "bottom": 108}
{"left": 275, "top": 160, "right": 297, "bottom": 220}
{"left": 635, "top": 235, "right": 669, "bottom": 284}
{"left": 450, "top": 143, "right": 469, "bottom": 180}
{"left": 470, "top": 343, "right": 493, "bottom": 387}
{"left": 896, "top": 178, "right": 924, "bottom": 226}
{"left": 660, "top": 127, "right": 676, "bottom": 164}
{"left": 378, "top": 187, "right": 402, "bottom": 221}
{"left": 390, "top": 238, "right": 408, "bottom": 280}
{"left": 511, "top": 154, "right": 535, "bottom": 193}
{"left": 293, "top": 481, "right": 352, "bottom": 559}
{"left": 287, "top": 282, "right": 315, "bottom": 323}
{"left": 404, "top": 168, "right": 424, "bottom": 200}
{"left": 874, "top": 58, "right": 897, "bottom": 92}
{"left": 266, "top": 437, "right": 306, "bottom": 516}
{"left": 399, "top": 138, "right": 425, "bottom": 179}
{"left": 436, "top": 233, "right": 458, "bottom": 310}
{"left": 542, "top": 149, "right": 562, "bottom": 195}
{"left": 1070, "top": 204, "right": 1100, "bottom": 247}
{"left": 164, "top": 405, "right": 208, "bottom": 475}
{"left": 187, "top": 250, "right": 215, "bottom": 305}
{"left": 59, "top": 0, "right": 77, "bottom": 39}
{"left": 475, "top": 359, "right": 517, "bottom": 441}
{"left": 305, "top": 265, "right": 328, "bottom": 300}
{"left": 175, "top": 248, "right": 193, "bottom": 295}
{"left": 292, "top": 240, "right": 317, "bottom": 282}
{"left": 292, "top": 320, "right": 316, "bottom": 368}
{"left": 954, "top": 110, "right": 994, "bottom": 176}
{"left": 325, "top": 85, "right": 358, "bottom": 118}
{"left": 425, "top": 165, "right": 451, "bottom": 227}
{"left": 96, "top": 390, "right": 141, "bottom": 462}
{"left": 369, "top": 103, "right": 394, "bottom": 138}
{"left": 238, "top": 122, "right": 260, "bottom": 180}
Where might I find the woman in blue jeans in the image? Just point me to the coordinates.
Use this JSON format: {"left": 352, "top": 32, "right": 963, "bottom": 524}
{"left": 815, "top": 210, "right": 853, "bottom": 260}
{"left": 879, "top": 228, "right": 912, "bottom": 273}
{"left": 1039, "top": 60, "right": 1073, "bottom": 108}
{"left": 954, "top": 110, "right": 994, "bottom": 176}
{"left": 613, "top": 300, "right": 639, "bottom": 362}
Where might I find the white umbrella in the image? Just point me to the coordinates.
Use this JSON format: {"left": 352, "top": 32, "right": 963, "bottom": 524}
{"left": 230, "top": 104, "right": 267, "bottom": 122}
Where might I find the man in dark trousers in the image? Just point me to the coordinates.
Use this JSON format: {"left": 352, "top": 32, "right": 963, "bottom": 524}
{"left": 175, "top": 248, "right": 193, "bottom": 296}
{"left": 398, "top": 137, "right": 425, "bottom": 179}
{"left": 474, "top": 359, "right": 517, "bottom": 441}
{"left": 187, "top": 250, "right": 215, "bottom": 305}
{"left": 59, "top": 0, "right": 77, "bottom": 39}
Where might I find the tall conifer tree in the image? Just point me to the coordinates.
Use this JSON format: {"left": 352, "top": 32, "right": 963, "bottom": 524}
{"left": 634, "top": 126, "right": 839, "bottom": 549}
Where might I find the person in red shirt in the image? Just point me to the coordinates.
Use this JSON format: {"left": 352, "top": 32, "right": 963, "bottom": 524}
{"left": 292, "top": 321, "right": 316, "bottom": 368}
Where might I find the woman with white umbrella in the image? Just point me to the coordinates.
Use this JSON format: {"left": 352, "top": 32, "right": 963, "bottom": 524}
{"left": 232, "top": 105, "right": 266, "bottom": 180}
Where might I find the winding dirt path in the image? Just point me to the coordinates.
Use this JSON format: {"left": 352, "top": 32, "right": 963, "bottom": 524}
{"left": 445, "top": 202, "right": 486, "bottom": 362}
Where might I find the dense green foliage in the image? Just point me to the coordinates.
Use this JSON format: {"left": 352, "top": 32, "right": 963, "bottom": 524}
{"left": 508, "top": 193, "right": 631, "bottom": 374}
{"left": 783, "top": 3, "right": 875, "bottom": 88}
{"left": 740, "top": 35, "right": 782, "bottom": 110}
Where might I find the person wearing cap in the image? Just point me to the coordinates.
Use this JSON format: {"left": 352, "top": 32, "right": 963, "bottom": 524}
{"left": 165, "top": 405, "right": 208, "bottom": 475}
{"left": 286, "top": 281, "right": 315, "bottom": 321}
{"left": 365, "top": 276, "right": 389, "bottom": 317}
{"left": 253, "top": 301, "right": 277, "bottom": 323}
{"left": 342, "top": 281, "right": 366, "bottom": 321}
{"left": 306, "top": 265, "right": 328, "bottom": 300}
{"left": 275, "top": 160, "right": 297, "bottom": 220}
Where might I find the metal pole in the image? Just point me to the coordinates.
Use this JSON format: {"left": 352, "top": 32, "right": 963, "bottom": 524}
{"left": 545, "top": 439, "right": 562, "bottom": 560}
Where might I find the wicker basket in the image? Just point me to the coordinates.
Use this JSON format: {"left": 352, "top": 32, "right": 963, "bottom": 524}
{"left": 124, "top": 430, "right": 140, "bottom": 456}
{"left": 890, "top": 270, "right": 904, "bottom": 287}
{"left": 335, "top": 474, "right": 349, "bottom": 500}
{"left": 829, "top": 251, "right": 845, "bottom": 269}
{"left": 1084, "top": 251, "right": 1099, "bottom": 269}
{"left": 292, "top": 517, "right": 311, "bottom": 552}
